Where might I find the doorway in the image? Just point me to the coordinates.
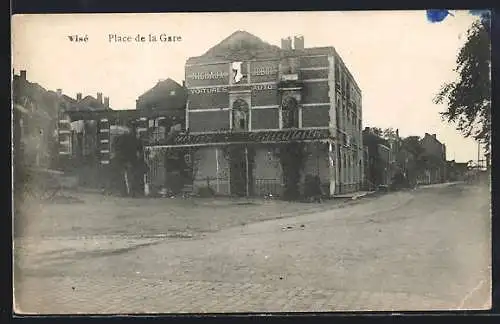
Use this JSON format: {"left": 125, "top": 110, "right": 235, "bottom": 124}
{"left": 229, "top": 145, "right": 254, "bottom": 197}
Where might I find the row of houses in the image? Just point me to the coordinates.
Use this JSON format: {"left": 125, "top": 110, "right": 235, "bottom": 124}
{"left": 13, "top": 30, "right": 469, "bottom": 199}
{"left": 361, "top": 126, "right": 469, "bottom": 190}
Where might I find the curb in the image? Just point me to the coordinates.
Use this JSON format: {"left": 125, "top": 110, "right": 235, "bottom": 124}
{"left": 415, "top": 181, "right": 464, "bottom": 190}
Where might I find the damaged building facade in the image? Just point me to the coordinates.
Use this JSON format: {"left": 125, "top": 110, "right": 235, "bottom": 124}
{"left": 145, "top": 31, "right": 364, "bottom": 198}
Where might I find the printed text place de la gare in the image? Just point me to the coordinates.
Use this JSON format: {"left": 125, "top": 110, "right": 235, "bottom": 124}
{"left": 108, "top": 33, "right": 182, "bottom": 43}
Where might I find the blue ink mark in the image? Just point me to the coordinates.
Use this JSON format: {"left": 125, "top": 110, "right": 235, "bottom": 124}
{"left": 426, "top": 9, "right": 451, "bottom": 23}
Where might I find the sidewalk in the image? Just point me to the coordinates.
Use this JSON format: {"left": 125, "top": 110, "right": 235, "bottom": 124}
{"left": 17, "top": 188, "right": 369, "bottom": 240}
{"left": 333, "top": 191, "right": 377, "bottom": 200}
{"left": 416, "top": 181, "right": 465, "bottom": 189}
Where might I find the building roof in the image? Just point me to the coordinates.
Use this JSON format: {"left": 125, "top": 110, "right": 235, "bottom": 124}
{"left": 362, "top": 129, "right": 389, "bottom": 148}
{"left": 136, "top": 78, "right": 187, "bottom": 113}
{"left": 421, "top": 133, "right": 443, "bottom": 145}
{"left": 187, "top": 30, "right": 282, "bottom": 65}
{"left": 148, "top": 129, "right": 331, "bottom": 147}
{"left": 185, "top": 32, "right": 338, "bottom": 63}
{"left": 61, "top": 94, "right": 110, "bottom": 112}
{"left": 13, "top": 75, "right": 59, "bottom": 119}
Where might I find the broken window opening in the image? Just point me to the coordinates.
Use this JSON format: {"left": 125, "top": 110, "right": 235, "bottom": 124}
{"left": 232, "top": 99, "right": 249, "bottom": 132}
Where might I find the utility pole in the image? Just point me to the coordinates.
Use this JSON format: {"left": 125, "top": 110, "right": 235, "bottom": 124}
{"left": 245, "top": 146, "right": 249, "bottom": 197}
{"left": 477, "top": 141, "right": 481, "bottom": 170}
{"left": 215, "top": 147, "right": 220, "bottom": 193}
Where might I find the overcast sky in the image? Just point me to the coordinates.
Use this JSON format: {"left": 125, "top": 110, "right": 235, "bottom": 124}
{"left": 12, "top": 11, "right": 486, "bottom": 163}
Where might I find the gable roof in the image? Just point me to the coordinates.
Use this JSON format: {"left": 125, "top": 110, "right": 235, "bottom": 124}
{"left": 61, "top": 94, "right": 110, "bottom": 112}
{"left": 186, "top": 30, "right": 282, "bottom": 64}
{"left": 13, "top": 75, "right": 59, "bottom": 118}
{"left": 137, "top": 78, "right": 184, "bottom": 101}
{"left": 421, "top": 133, "right": 443, "bottom": 146}
{"left": 136, "top": 78, "right": 187, "bottom": 112}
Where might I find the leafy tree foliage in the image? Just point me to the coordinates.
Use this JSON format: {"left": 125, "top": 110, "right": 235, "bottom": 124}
{"left": 382, "top": 128, "right": 397, "bottom": 141}
{"left": 396, "top": 136, "right": 427, "bottom": 183}
{"left": 371, "top": 127, "right": 383, "bottom": 137}
{"left": 434, "top": 15, "right": 491, "bottom": 154}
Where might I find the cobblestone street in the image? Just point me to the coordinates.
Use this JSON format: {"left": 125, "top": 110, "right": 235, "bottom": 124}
{"left": 13, "top": 182, "right": 491, "bottom": 314}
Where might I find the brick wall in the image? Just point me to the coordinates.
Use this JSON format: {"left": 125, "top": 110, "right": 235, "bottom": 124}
{"left": 302, "top": 106, "right": 330, "bottom": 127}
{"left": 189, "top": 110, "right": 230, "bottom": 133}
{"left": 302, "top": 82, "right": 330, "bottom": 104}
{"left": 251, "top": 108, "right": 279, "bottom": 130}
{"left": 299, "top": 55, "right": 329, "bottom": 68}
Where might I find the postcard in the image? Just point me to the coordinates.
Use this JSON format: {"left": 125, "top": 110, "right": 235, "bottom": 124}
{"left": 12, "top": 10, "right": 492, "bottom": 314}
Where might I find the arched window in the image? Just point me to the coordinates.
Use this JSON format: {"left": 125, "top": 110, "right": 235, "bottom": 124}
{"left": 281, "top": 96, "right": 299, "bottom": 129}
{"left": 232, "top": 99, "right": 249, "bottom": 131}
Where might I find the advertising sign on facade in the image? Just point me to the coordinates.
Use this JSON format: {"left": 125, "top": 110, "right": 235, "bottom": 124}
{"left": 185, "top": 64, "right": 230, "bottom": 87}
{"left": 249, "top": 61, "right": 279, "bottom": 83}
{"left": 188, "top": 89, "right": 229, "bottom": 110}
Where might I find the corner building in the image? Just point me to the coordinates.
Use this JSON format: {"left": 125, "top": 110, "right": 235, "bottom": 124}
{"left": 160, "top": 31, "right": 363, "bottom": 196}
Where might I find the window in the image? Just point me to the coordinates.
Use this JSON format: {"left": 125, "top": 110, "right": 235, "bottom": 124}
{"left": 232, "top": 99, "right": 249, "bottom": 131}
{"left": 184, "top": 153, "right": 191, "bottom": 164}
{"left": 346, "top": 112, "right": 351, "bottom": 133}
{"left": 170, "top": 90, "right": 176, "bottom": 96}
{"left": 336, "top": 97, "right": 341, "bottom": 127}
{"left": 335, "top": 65, "right": 341, "bottom": 90}
{"left": 281, "top": 96, "right": 299, "bottom": 129}
{"left": 343, "top": 104, "right": 347, "bottom": 131}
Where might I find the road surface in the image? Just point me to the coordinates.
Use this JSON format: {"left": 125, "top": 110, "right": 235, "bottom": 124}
{"left": 13, "top": 182, "right": 491, "bottom": 313}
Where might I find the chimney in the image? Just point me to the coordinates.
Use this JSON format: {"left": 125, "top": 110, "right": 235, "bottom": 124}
{"left": 97, "top": 92, "right": 103, "bottom": 105}
{"left": 182, "top": 80, "right": 186, "bottom": 88}
{"left": 76, "top": 93, "right": 82, "bottom": 101}
{"left": 432, "top": 134, "right": 436, "bottom": 139}
{"left": 20, "top": 70, "right": 27, "bottom": 81}
{"left": 104, "top": 97, "right": 109, "bottom": 108}
{"left": 293, "top": 35, "right": 304, "bottom": 50}
{"left": 281, "top": 37, "right": 292, "bottom": 50}
{"left": 56, "top": 89, "right": 62, "bottom": 97}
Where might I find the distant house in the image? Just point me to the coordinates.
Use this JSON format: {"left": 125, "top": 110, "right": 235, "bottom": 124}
{"left": 136, "top": 78, "right": 187, "bottom": 116}
{"left": 420, "top": 133, "right": 447, "bottom": 184}
{"left": 446, "top": 160, "right": 468, "bottom": 181}
{"left": 362, "top": 127, "right": 393, "bottom": 189}
{"left": 135, "top": 79, "right": 188, "bottom": 192}
{"left": 13, "top": 70, "right": 60, "bottom": 170}
{"left": 62, "top": 92, "right": 111, "bottom": 112}
{"left": 59, "top": 92, "right": 112, "bottom": 164}
{"left": 56, "top": 90, "right": 116, "bottom": 177}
